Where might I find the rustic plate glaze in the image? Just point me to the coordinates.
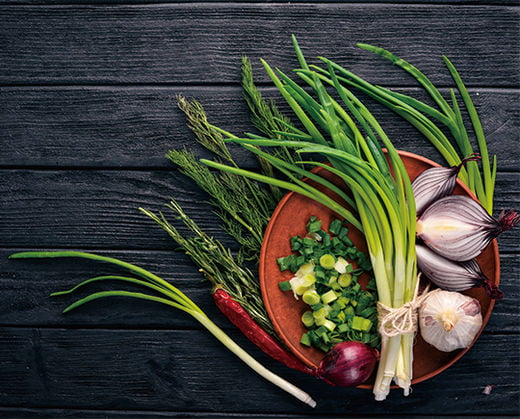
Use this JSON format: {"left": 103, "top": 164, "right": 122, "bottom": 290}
{"left": 259, "top": 150, "right": 500, "bottom": 388}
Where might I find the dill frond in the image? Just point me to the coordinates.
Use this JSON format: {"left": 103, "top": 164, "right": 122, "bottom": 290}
{"left": 140, "top": 202, "right": 275, "bottom": 335}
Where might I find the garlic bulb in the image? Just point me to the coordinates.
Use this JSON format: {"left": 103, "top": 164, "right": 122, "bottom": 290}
{"left": 419, "top": 290, "right": 483, "bottom": 352}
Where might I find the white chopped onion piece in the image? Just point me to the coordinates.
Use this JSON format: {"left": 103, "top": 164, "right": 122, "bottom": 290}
{"left": 334, "top": 257, "right": 349, "bottom": 274}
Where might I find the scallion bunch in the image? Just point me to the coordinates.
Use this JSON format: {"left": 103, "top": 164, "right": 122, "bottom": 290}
{"left": 202, "top": 36, "right": 418, "bottom": 400}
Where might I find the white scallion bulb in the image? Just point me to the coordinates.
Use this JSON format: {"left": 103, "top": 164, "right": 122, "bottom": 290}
{"left": 419, "top": 290, "right": 483, "bottom": 352}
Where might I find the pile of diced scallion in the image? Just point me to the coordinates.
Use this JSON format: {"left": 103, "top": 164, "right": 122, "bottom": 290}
{"left": 277, "top": 217, "right": 379, "bottom": 352}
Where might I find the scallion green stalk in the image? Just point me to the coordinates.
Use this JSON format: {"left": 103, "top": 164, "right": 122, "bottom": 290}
{"left": 338, "top": 44, "right": 496, "bottom": 213}
{"left": 8, "top": 251, "right": 316, "bottom": 408}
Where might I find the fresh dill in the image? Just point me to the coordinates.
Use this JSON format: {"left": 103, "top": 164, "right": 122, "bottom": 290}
{"left": 140, "top": 200, "right": 275, "bottom": 335}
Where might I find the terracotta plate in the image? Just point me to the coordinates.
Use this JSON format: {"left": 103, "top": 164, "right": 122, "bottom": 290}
{"left": 259, "top": 150, "right": 499, "bottom": 388}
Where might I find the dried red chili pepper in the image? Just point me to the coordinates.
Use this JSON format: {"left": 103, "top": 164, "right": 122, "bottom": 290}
{"left": 213, "top": 287, "right": 317, "bottom": 376}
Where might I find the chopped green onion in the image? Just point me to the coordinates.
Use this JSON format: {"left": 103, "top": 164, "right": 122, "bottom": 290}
{"left": 322, "top": 319, "right": 337, "bottom": 332}
{"left": 329, "top": 219, "right": 343, "bottom": 235}
{"left": 352, "top": 316, "right": 373, "bottom": 332}
{"left": 302, "top": 289, "right": 321, "bottom": 305}
{"left": 338, "top": 273, "right": 353, "bottom": 288}
{"left": 300, "top": 333, "right": 312, "bottom": 347}
{"left": 319, "top": 254, "right": 336, "bottom": 269}
{"left": 321, "top": 289, "right": 339, "bottom": 304}
{"left": 278, "top": 281, "right": 292, "bottom": 292}
{"left": 301, "top": 311, "right": 315, "bottom": 328}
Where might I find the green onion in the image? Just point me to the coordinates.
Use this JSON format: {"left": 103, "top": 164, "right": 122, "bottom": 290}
{"left": 301, "top": 311, "right": 315, "bottom": 327}
{"left": 201, "top": 38, "right": 417, "bottom": 400}
{"left": 352, "top": 316, "right": 373, "bottom": 332}
{"left": 321, "top": 290, "right": 338, "bottom": 304}
{"left": 319, "top": 254, "right": 336, "bottom": 270}
{"left": 344, "top": 44, "right": 496, "bottom": 214}
{"left": 274, "top": 216, "right": 379, "bottom": 353}
{"left": 278, "top": 280, "right": 292, "bottom": 291}
{"left": 303, "top": 289, "right": 321, "bottom": 305}
{"left": 300, "top": 333, "right": 312, "bottom": 346}
{"left": 338, "top": 273, "right": 353, "bottom": 288}
{"left": 8, "top": 251, "right": 316, "bottom": 408}
{"left": 329, "top": 219, "right": 343, "bottom": 235}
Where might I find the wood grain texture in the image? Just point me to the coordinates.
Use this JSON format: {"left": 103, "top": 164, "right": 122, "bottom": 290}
{"left": 1, "top": 249, "right": 517, "bottom": 332}
{"left": 1, "top": 169, "right": 518, "bottom": 251}
{"left": 0, "top": 409, "right": 393, "bottom": 419}
{"left": 1, "top": 86, "right": 518, "bottom": 170}
{"left": 1, "top": 2, "right": 518, "bottom": 417}
{"left": 2, "top": 0, "right": 518, "bottom": 5}
{"left": 0, "top": 5, "right": 518, "bottom": 85}
{"left": 0, "top": 169, "right": 236, "bottom": 250}
{"left": 0, "top": 410, "right": 446, "bottom": 419}
{"left": 0, "top": 328, "right": 518, "bottom": 415}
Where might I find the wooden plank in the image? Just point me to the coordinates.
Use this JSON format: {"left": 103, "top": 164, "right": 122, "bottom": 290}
{"left": 0, "top": 5, "right": 518, "bottom": 85}
{"left": 0, "top": 409, "right": 288, "bottom": 419}
{"left": 0, "top": 410, "right": 390, "bottom": 419}
{"left": 0, "top": 168, "right": 237, "bottom": 251}
{"left": 1, "top": 86, "right": 518, "bottom": 170}
{"left": 0, "top": 327, "right": 517, "bottom": 415}
{"left": 1, "top": 0, "right": 518, "bottom": 5}
{"left": 1, "top": 169, "right": 518, "bottom": 251}
{"left": 0, "top": 408, "right": 510, "bottom": 419}
{"left": 0, "top": 408, "right": 361, "bottom": 419}
{"left": 1, "top": 249, "right": 517, "bottom": 332}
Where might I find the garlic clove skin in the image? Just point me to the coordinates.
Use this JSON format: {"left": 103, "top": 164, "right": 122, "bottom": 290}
{"left": 419, "top": 290, "right": 483, "bottom": 352}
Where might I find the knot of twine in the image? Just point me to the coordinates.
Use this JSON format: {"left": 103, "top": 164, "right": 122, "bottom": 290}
{"left": 377, "top": 276, "right": 439, "bottom": 338}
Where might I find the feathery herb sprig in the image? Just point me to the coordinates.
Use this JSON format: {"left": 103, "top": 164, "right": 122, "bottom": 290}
{"left": 139, "top": 200, "right": 274, "bottom": 334}
{"left": 172, "top": 96, "right": 279, "bottom": 262}
{"left": 242, "top": 56, "right": 293, "bottom": 141}
{"left": 166, "top": 148, "right": 268, "bottom": 261}
{"left": 146, "top": 90, "right": 296, "bottom": 333}
{"left": 241, "top": 56, "right": 298, "bottom": 174}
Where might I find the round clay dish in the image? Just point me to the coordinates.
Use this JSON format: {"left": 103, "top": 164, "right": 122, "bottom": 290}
{"left": 259, "top": 150, "right": 499, "bottom": 388}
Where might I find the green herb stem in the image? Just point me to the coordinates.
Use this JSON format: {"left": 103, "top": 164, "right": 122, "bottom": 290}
{"left": 51, "top": 275, "right": 172, "bottom": 298}
{"left": 139, "top": 202, "right": 273, "bottom": 334}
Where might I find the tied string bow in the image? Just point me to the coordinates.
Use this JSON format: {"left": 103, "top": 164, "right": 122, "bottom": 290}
{"left": 377, "top": 276, "right": 439, "bottom": 337}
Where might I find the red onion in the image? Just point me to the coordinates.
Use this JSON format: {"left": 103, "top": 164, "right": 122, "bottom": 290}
{"left": 317, "top": 341, "right": 379, "bottom": 387}
{"left": 416, "top": 244, "right": 503, "bottom": 299}
{"left": 412, "top": 155, "right": 480, "bottom": 215}
{"left": 417, "top": 195, "right": 519, "bottom": 262}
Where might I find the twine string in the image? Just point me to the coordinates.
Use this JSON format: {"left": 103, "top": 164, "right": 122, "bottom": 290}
{"left": 377, "top": 275, "right": 438, "bottom": 338}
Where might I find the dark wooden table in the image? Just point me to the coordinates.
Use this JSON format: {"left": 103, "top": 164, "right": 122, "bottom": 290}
{"left": 1, "top": 1, "right": 519, "bottom": 417}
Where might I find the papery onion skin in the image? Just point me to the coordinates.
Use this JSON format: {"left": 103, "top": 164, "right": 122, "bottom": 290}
{"left": 417, "top": 195, "right": 519, "bottom": 262}
{"left": 412, "top": 155, "right": 480, "bottom": 215}
{"left": 317, "top": 341, "right": 379, "bottom": 387}
{"left": 416, "top": 244, "right": 503, "bottom": 299}
{"left": 498, "top": 209, "right": 520, "bottom": 233}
